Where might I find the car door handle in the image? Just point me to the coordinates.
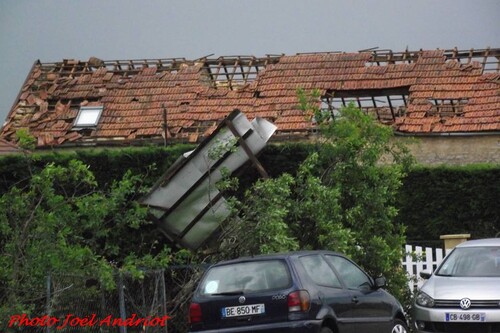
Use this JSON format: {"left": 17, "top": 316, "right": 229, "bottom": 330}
{"left": 351, "top": 296, "right": 359, "bottom": 304}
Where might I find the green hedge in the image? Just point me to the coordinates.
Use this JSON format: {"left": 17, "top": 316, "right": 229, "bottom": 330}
{"left": 1, "top": 143, "right": 498, "bottom": 243}
{"left": 396, "top": 164, "right": 500, "bottom": 244}
{"left": 0, "top": 145, "right": 195, "bottom": 192}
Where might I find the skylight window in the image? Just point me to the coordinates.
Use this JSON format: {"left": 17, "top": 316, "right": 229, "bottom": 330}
{"left": 74, "top": 106, "right": 103, "bottom": 127}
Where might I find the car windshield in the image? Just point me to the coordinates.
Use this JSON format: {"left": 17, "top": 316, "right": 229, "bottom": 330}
{"left": 436, "top": 246, "right": 500, "bottom": 277}
{"left": 199, "top": 259, "right": 291, "bottom": 295}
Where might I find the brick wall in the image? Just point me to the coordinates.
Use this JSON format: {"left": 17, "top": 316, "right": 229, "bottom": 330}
{"left": 397, "top": 135, "right": 500, "bottom": 165}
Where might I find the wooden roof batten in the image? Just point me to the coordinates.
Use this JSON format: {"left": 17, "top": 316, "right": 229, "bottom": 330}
{"left": 366, "top": 47, "right": 500, "bottom": 73}
{"left": 38, "top": 55, "right": 283, "bottom": 90}
{"left": 34, "top": 47, "right": 499, "bottom": 88}
{"left": 203, "top": 55, "right": 282, "bottom": 90}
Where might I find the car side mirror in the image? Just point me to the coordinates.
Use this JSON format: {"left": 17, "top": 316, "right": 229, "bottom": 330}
{"left": 420, "top": 270, "right": 432, "bottom": 280}
{"left": 374, "top": 276, "right": 387, "bottom": 289}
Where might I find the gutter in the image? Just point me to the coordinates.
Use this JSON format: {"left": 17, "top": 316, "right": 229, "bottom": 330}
{"left": 394, "top": 131, "right": 500, "bottom": 137}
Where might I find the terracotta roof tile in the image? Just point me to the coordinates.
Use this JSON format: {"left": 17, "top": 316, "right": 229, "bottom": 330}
{"left": 2, "top": 48, "right": 499, "bottom": 146}
{"left": 0, "top": 138, "right": 21, "bottom": 154}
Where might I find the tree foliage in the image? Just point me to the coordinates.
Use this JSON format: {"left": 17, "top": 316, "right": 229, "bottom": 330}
{"left": 311, "top": 102, "right": 414, "bottom": 297}
{"left": 0, "top": 158, "right": 172, "bottom": 318}
{"left": 213, "top": 90, "right": 414, "bottom": 301}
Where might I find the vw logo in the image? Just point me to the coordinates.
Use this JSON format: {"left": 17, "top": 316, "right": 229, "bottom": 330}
{"left": 460, "top": 298, "right": 471, "bottom": 310}
{"left": 238, "top": 296, "right": 246, "bottom": 304}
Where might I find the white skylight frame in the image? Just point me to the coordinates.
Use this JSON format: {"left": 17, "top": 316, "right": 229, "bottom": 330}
{"left": 74, "top": 106, "right": 103, "bottom": 127}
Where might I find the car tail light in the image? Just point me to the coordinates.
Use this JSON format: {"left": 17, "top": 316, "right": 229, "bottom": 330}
{"left": 288, "top": 290, "right": 310, "bottom": 312}
{"left": 189, "top": 302, "right": 202, "bottom": 324}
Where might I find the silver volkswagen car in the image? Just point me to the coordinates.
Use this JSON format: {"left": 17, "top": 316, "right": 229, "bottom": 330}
{"left": 413, "top": 238, "right": 500, "bottom": 333}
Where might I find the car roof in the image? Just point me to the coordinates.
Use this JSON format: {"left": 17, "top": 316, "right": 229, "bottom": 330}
{"left": 456, "top": 238, "right": 500, "bottom": 248}
{"left": 210, "top": 250, "right": 344, "bottom": 267}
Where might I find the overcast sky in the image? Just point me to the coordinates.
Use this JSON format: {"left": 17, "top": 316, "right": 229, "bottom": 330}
{"left": 1, "top": 0, "right": 499, "bottom": 126}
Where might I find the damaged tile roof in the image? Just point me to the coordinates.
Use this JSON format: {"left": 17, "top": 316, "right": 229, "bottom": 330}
{"left": 1, "top": 47, "right": 499, "bottom": 148}
{"left": 0, "top": 138, "right": 20, "bottom": 155}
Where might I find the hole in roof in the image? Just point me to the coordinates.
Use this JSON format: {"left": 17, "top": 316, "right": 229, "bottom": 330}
{"left": 364, "top": 50, "right": 417, "bottom": 67}
{"left": 204, "top": 56, "right": 280, "bottom": 91}
{"left": 444, "top": 52, "right": 500, "bottom": 74}
{"left": 179, "top": 102, "right": 190, "bottom": 113}
{"left": 426, "top": 99, "right": 468, "bottom": 118}
{"left": 321, "top": 88, "right": 409, "bottom": 124}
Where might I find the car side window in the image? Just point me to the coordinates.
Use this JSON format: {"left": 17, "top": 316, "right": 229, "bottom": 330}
{"left": 325, "top": 255, "right": 372, "bottom": 290}
{"left": 299, "top": 255, "right": 342, "bottom": 288}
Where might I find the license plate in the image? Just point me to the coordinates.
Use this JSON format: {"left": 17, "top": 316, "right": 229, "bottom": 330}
{"left": 221, "top": 304, "right": 265, "bottom": 318}
{"left": 445, "top": 312, "right": 485, "bottom": 322}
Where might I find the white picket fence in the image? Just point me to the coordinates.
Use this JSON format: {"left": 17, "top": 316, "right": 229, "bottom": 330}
{"left": 402, "top": 244, "right": 452, "bottom": 292}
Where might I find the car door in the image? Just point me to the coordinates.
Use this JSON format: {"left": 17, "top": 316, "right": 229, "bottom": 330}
{"left": 298, "top": 254, "right": 356, "bottom": 333}
{"left": 324, "top": 254, "right": 393, "bottom": 332}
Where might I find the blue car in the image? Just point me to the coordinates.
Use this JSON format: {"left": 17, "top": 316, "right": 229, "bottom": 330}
{"left": 189, "top": 250, "right": 408, "bottom": 333}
